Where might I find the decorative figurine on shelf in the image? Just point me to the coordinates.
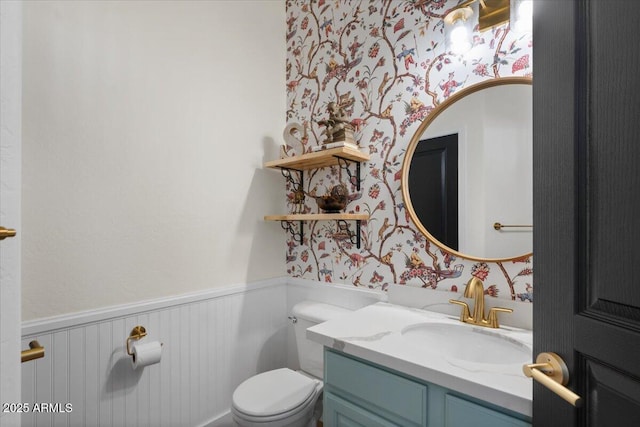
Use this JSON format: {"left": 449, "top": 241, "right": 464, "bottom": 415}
{"left": 281, "top": 122, "right": 308, "bottom": 158}
{"left": 317, "top": 102, "right": 357, "bottom": 146}
{"left": 290, "top": 181, "right": 306, "bottom": 214}
{"left": 308, "top": 184, "right": 349, "bottom": 213}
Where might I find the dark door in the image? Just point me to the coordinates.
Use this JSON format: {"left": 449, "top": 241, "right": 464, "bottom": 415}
{"left": 534, "top": 1, "right": 640, "bottom": 425}
{"left": 409, "top": 134, "right": 458, "bottom": 250}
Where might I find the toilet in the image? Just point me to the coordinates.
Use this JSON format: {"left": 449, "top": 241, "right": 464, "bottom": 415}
{"left": 231, "top": 301, "right": 351, "bottom": 427}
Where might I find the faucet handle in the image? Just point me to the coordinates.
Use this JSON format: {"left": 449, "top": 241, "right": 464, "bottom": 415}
{"left": 449, "top": 299, "right": 471, "bottom": 322}
{"left": 487, "top": 307, "right": 513, "bottom": 328}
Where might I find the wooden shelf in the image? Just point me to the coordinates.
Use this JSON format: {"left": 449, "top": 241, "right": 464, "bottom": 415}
{"left": 264, "top": 213, "right": 369, "bottom": 221}
{"left": 265, "top": 146, "right": 369, "bottom": 248}
{"left": 265, "top": 213, "right": 368, "bottom": 248}
{"left": 264, "top": 146, "right": 370, "bottom": 171}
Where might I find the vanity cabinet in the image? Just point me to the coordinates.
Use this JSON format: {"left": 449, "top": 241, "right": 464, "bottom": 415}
{"left": 324, "top": 394, "right": 400, "bottom": 427}
{"left": 264, "top": 146, "right": 370, "bottom": 248}
{"left": 323, "top": 349, "right": 531, "bottom": 427}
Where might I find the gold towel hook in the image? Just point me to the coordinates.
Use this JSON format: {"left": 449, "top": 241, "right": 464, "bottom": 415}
{"left": 0, "top": 226, "right": 17, "bottom": 240}
{"left": 21, "top": 340, "right": 45, "bottom": 363}
{"left": 126, "top": 326, "right": 147, "bottom": 356}
{"left": 493, "top": 222, "right": 533, "bottom": 230}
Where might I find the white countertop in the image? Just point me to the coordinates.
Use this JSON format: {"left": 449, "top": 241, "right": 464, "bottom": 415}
{"left": 307, "top": 301, "right": 533, "bottom": 417}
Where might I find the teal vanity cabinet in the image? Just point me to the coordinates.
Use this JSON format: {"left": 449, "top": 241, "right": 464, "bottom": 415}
{"left": 323, "top": 349, "right": 531, "bottom": 427}
{"left": 324, "top": 348, "right": 428, "bottom": 426}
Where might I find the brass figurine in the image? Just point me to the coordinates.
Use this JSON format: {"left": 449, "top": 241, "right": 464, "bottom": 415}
{"left": 317, "top": 102, "right": 356, "bottom": 145}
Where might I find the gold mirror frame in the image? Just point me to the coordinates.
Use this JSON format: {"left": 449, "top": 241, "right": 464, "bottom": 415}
{"left": 400, "top": 76, "right": 533, "bottom": 262}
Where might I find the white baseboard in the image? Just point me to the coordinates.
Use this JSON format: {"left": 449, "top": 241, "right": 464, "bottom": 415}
{"left": 198, "top": 410, "right": 236, "bottom": 427}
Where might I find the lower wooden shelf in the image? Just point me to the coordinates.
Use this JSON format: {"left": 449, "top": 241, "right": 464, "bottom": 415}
{"left": 265, "top": 213, "right": 369, "bottom": 248}
{"left": 264, "top": 213, "right": 369, "bottom": 221}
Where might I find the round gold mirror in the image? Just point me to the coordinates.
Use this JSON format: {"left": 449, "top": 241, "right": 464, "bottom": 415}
{"left": 401, "top": 77, "right": 532, "bottom": 262}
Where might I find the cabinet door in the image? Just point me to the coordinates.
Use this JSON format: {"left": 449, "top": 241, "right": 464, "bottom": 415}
{"left": 325, "top": 349, "right": 427, "bottom": 426}
{"left": 444, "top": 395, "right": 531, "bottom": 427}
{"left": 324, "top": 392, "right": 401, "bottom": 427}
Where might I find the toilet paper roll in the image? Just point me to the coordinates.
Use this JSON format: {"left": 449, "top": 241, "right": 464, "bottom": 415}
{"left": 131, "top": 341, "right": 162, "bottom": 369}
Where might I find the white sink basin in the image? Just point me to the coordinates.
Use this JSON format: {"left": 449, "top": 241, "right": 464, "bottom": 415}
{"left": 401, "top": 322, "right": 531, "bottom": 365}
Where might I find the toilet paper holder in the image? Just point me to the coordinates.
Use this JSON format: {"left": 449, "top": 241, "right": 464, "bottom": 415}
{"left": 126, "top": 326, "right": 148, "bottom": 357}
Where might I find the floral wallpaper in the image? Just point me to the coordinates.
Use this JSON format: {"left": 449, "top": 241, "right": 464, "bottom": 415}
{"left": 283, "top": 0, "right": 533, "bottom": 303}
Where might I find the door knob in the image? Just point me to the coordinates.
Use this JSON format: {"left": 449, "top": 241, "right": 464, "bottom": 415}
{"left": 0, "top": 226, "right": 17, "bottom": 240}
{"left": 523, "top": 352, "right": 582, "bottom": 407}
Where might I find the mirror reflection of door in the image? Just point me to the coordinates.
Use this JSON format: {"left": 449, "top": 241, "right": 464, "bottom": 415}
{"left": 409, "top": 134, "right": 459, "bottom": 250}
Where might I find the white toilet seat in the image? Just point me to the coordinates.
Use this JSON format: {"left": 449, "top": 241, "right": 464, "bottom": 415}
{"left": 232, "top": 368, "right": 322, "bottom": 427}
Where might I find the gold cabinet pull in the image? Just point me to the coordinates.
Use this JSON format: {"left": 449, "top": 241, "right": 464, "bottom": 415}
{"left": 0, "top": 226, "right": 17, "bottom": 240}
{"left": 523, "top": 352, "right": 582, "bottom": 407}
{"left": 21, "top": 340, "right": 45, "bottom": 363}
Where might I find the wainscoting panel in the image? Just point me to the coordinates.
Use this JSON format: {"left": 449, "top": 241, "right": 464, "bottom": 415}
{"left": 21, "top": 280, "right": 287, "bottom": 427}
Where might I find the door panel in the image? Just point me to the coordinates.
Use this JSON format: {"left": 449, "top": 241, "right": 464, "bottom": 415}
{"left": 534, "top": 0, "right": 640, "bottom": 425}
{"left": 580, "top": 0, "right": 640, "bottom": 323}
{"left": 574, "top": 316, "right": 640, "bottom": 379}
{"left": 585, "top": 360, "right": 640, "bottom": 426}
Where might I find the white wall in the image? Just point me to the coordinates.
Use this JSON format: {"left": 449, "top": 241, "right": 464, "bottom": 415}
{"left": 1, "top": 1, "right": 22, "bottom": 425}
{"left": 481, "top": 85, "right": 533, "bottom": 257}
{"left": 21, "top": 1, "right": 286, "bottom": 320}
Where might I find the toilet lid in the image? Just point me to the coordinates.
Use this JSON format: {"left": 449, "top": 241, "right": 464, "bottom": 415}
{"left": 232, "top": 368, "right": 318, "bottom": 417}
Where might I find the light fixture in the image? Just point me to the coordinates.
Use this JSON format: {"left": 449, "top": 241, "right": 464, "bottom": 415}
{"left": 444, "top": 4, "right": 476, "bottom": 54}
{"left": 444, "top": 0, "right": 532, "bottom": 53}
{"left": 510, "top": 0, "right": 533, "bottom": 34}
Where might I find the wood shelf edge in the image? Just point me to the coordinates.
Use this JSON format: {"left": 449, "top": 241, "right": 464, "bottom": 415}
{"left": 264, "top": 146, "right": 370, "bottom": 170}
{"left": 264, "top": 214, "right": 369, "bottom": 221}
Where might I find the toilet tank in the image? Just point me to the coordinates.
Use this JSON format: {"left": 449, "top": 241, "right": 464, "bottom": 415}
{"left": 292, "top": 301, "right": 351, "bottom": 379}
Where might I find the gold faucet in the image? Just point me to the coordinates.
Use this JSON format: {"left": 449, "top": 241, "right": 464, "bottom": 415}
{"left": 449, "top": 277, "right": 513, "bottom": 328}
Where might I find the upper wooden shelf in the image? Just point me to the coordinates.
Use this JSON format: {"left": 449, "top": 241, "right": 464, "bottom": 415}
{"left": 264, "top": 146, "right": 370, "bottom": 171}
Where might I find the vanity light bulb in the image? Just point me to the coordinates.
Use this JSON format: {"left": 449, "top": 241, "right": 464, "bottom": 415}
{"left": 518, "top": 0, "right": 533, "bottom": 20}
{"left": 450, "top": 23, "right": 471, "bottom": 54}
{"left": 512, "top": 0, "right": 533, "bottom": 34}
